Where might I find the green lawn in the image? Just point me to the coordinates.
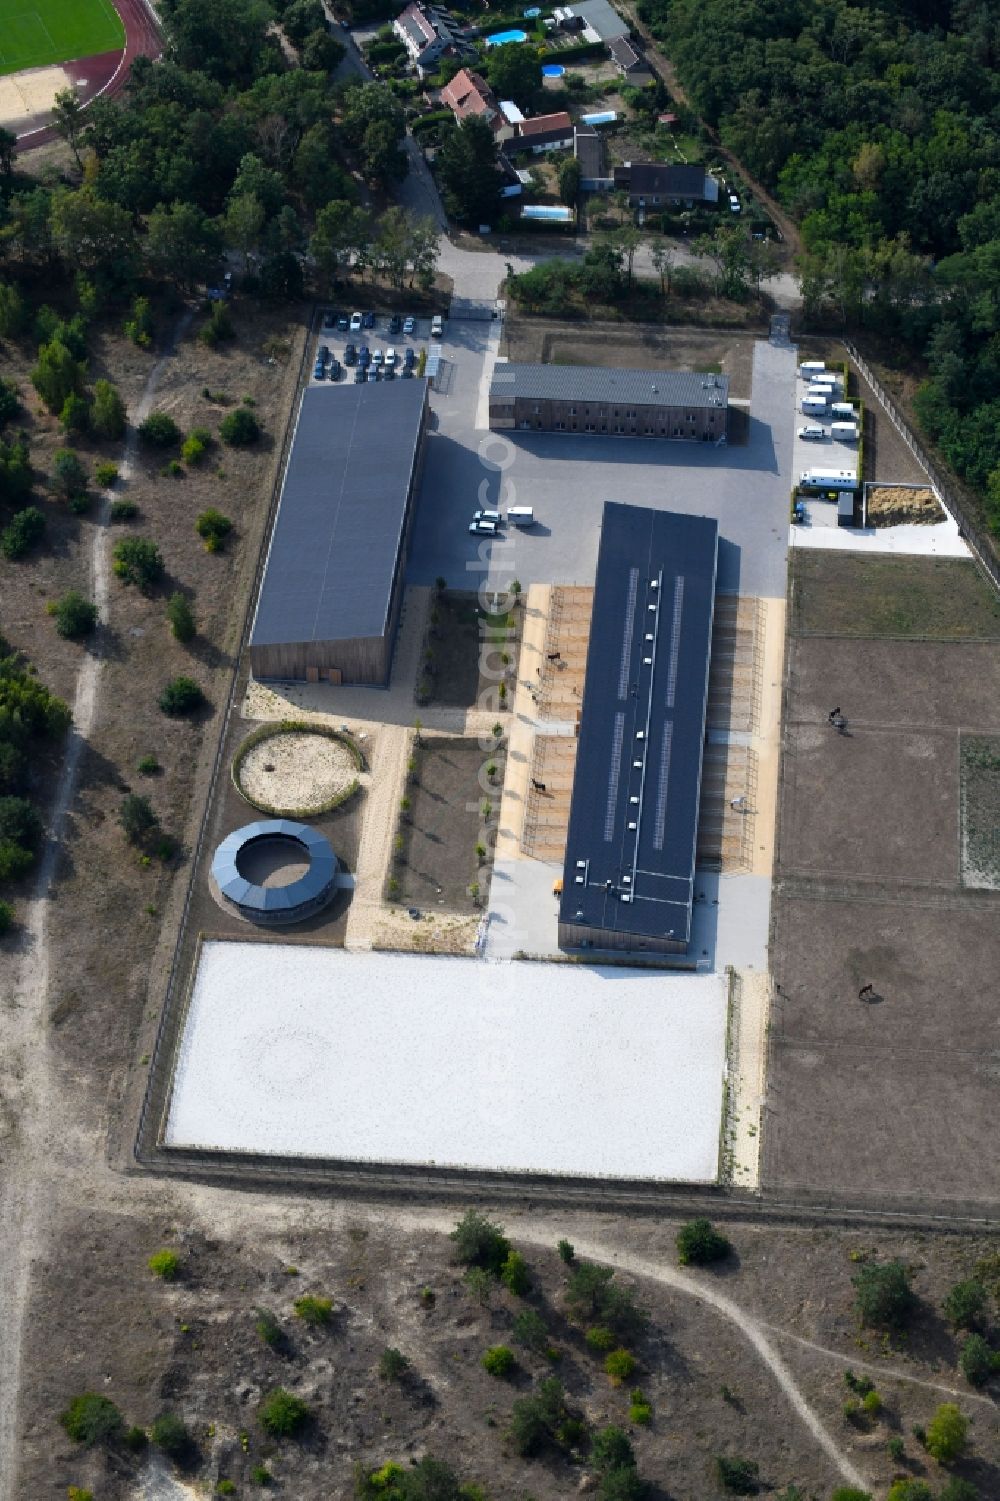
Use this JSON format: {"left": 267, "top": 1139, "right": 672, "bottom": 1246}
{"left": 0, "top": 0, "right": 124, "bottom": 76}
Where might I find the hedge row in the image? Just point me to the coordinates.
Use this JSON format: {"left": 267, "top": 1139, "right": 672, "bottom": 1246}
{"left": 231, "top": 719, "right": 366, "bottom": 819}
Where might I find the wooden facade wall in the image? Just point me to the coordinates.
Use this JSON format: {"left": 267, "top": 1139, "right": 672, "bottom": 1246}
{"left": 490, "top": 396, "right": 726, "bottom": 441}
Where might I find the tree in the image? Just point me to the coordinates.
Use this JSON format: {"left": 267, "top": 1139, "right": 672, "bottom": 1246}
{"left": 166, "top": 593, "right": 196, "bottom": 643}
{"left": 939, "top": 1480, "right": 979, "bottom": 1501}
{"left": 482, "top": 1345, "right": 516, "bottom": 1378}
{"left": 220, "top": 407, "right": 259, "bottom": 445}
{"left": 0, "top": 127, "right": 14, "bottom": 187}
{"left": 378, "top": 1345, "right": 409, "bottom": 1380}
{"left": 139, "top": 412, "right": 181, "bottom": 448}
{"left": 258, "top": 1388, "right": 311, "bottom": 1437}
{"left": 509, "top": 1377, "right": 570, "bottom": 1457}
{"left": 0, "top": 379, "right": 21, "bottom": 427}
{"left": 91, "top": 379, "right": 127, "bottom": 441}
{"left": 485, "top": 43, "right": 541, "bottom": 110}
{"left": 944, "top": 1278, "right": 987, "bottom": 1331}
{"left": 145, "top": 201, "right": 220, "bottom": 290}
{"left": 60, "top": 393, "right": 90, "bottom": 437}
{"left": 958, "top": 1333, "right": 996, "bottom": 1387}
{"left": 830, "top": 1492, "right": 873, "bottom": 1501}
{"left": 852, "top": 1260, "right": 916, "bottom": 1330}
{"left": 676, "top": 1218, "right": 731, "bottom": 1266}
{"left": 60, "top": 1393, "right": 124, "bottom": 1447}
{"left": 119, "top": 793, "right": 158, "bottom": 845}
{"left": 450, "top": 1209, "right": 509, "bottom": 1273}
{"left": 282, "top": 0, "right": 326, "bottom": 46}
{"left": 231, "top": 154, "right": 286, "bottom": 218}
{"left": 162, "top": 0, "right": 275, "bottom": 85}
{"left": 51, "top": 448, "right": 88, "bottom": 500}
{"left": 51, "top": 88, "right": 87, "bottom": 170}
{"left": 648, "top": 240, "right": 675, "bottom": 295}
{"left": 151, "top": 1411, "right": 192, "bottom": 1459}
{"left": 362, "top": 118, "right": 407, "bottom": 187}
{"left": 558, "top": 157, "right": 581, "bottom": 207}
{"left": 309, "top": 199, "right": 370, "bottom": 288}
{"left": 599, "top": 1467, "right": 646, "bottom": 1501}
{"left": 49, "top": 187, "right": 136, "bottom": 280}
{"left": 113, "top": 538, "right": 165, "bottom": 592}
{"left": 887, "top": 1483, "right": 934, "bottom": 1501}
{"left": 300, "top": 28, "right": 344, "bottom": 71}
{"left": 0, "top": 282, "right": 27, "bottom": 338}
{"left": 223, "top": 193, "right": 266, "bottom": 273}
{"left": 31, "top": 339, "right": 85, "bottom": 413}
{"left": 924, "top": 1402, "right": 968, "bottom": 1462}
{"left": 500, "top": 1250, "right": 530, "bottom": 1296}
{"left": 1, "top": 507, "right": 45, "bottom": 561}
{"left": 715, "top": 1456, "right": 760, "bottom": 1494}
{"left": 0, "top": 796, "right": 42, "bottom": 851}
{"left": 50, "top": 591, "right": 98, "bottom": 639}
{"left": 436, "top": 118, "right": 503, "bottom": 229}
{"left": 159, "top": 676, "right": 205, "bottom": 716}
{"left": 512, "top": 1308, "right": 549, "bottom": 1353}
{"left": 592, "top": 1426, "right": 635, "bottom": 1473}
{"left": 195, "top": 508, "right": 233, "bottom": 550}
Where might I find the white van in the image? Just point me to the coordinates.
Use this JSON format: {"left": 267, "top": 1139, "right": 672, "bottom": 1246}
{"left": 508, "top": 507, "right": 535, "bottom": 527}
{"left": 798, "top": 361, "right": 826, "bottom": 380}
{"left": 801, "top": 395, "right": 828, "bottom": 417}
{"left": 830, "top": 401, "right": 855, "bottom": 421}
{"left": 831, "top": 422, "right": 860, "bottom": 442}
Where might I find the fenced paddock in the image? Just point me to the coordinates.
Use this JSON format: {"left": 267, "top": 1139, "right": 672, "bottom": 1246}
{"left": 165, "top": 943, "right": 727, "bottom": 1183}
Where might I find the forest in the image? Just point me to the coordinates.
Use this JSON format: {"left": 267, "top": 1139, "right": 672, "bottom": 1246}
{"left": 639, "top": 0, "right": 1000, "bottom": 525}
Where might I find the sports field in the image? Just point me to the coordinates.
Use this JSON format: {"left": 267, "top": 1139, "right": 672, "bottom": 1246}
{"left": 0, "top": 0, "right": 123, "bottom": 77}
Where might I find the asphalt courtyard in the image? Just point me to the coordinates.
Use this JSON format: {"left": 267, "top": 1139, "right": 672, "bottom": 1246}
{"left": 406, "top": 320, "right": 796, "bottom": 599}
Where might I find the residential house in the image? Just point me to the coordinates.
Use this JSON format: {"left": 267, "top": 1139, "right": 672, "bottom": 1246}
{"left": 507, "top": 110, "right": 575, "bottom": 154}
{"left": 393, "top": 4, "right": 473, "bottom": 74}
{"left": 613, "top": 161, "right": 720, "bottom": 206}
{"left": 552, "top": 0, "right": 630, "bottom": 43}
{"left": 607, "top": 35, "right": 652, "bottom": 85}
{"left": 574, "top": 126, "right": 611, "bottom": 191}
{"left": 439, "top": 67, "right": 513, "bottom": 141}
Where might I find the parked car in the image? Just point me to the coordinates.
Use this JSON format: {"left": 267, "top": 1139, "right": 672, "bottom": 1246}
{"left": 798, "top": 425, "right": 826, "bottom": 441}
{"left": 362, "top": 311, "right": 375, "bottom": 329}
{"left": 384, "top": 366, "right": 395, "bottom": 380}
{"left": 403, "top": 346, "right": 415, "bottom": 367}
{"left": 367, "top": 368, "right": 379, "bottom": 381}
{"left": 388, "top": 314, "right": 402, "bottom": 335}
{"left": 329, "top": 360, "right": 342, "bottom": 381}
{"left": 385, "top": 347, "right": 397, "bottom": 368}
{"left": 354, "top": 368, "right": 366, "bottom": 384}
{"left": 430, "top": 314, "right": 443, "bottom": 337}
{"left": 473, "top": 509, "right": 502, "bottom": 524}
{"left": 403, "top": 316, "right": 416, "bottom": 335}
{"left": 344, "top": 342, "right": 357, "bottom": 364}
{"left": 401, "top": 365, "right": 413, "bottom": 378}
{"left": 337, "top": 313, "right": 349, "bottom": 331}
{"left": 318, "top": 344, "right": 330, "bottom": 366}
{"left": 358, "top": 345, "right": 370, "bottom": 365}
{"left": 469, "top": 518, "right": 497, "bottom": 535}
{"left": 350, "top": 311, "right": 363, "bottom": 332}
{"left": 371, "top": 349, "right": 383, "bottom": 366}
{"left": 313, "top": 361, "right": 326, "bottom": 380}
{"left": 322, "top": 309, "right": 336, "bottom": 330}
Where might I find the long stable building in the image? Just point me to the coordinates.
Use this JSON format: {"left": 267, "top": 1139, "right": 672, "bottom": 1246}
{"left": 489, "top": 363, "right": 728, "bottom": 442}
{"left": 558, "top": 504, "right": 718, "bottom": 956}
{"left": 250, "top": 380, "right": 428, "bottom": 685}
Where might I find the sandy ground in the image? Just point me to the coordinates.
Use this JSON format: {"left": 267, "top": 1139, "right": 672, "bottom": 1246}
{"left": 239, "top": 730, "right": 358, "bottom": 813}
{"left": 0, "top": 64, "right": 73, "bottom": 126}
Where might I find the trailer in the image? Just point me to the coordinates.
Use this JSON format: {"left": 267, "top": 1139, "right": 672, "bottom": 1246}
{"left": 799, "top": 467, "right": 858, "bottom": 491}
{"left": 798, "top": 361, "right": 826, "bottom": 380}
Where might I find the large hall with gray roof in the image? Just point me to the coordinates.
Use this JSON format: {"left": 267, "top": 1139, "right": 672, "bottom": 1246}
{"left": 488, "top": 363, "right": 729, "bottom": 442}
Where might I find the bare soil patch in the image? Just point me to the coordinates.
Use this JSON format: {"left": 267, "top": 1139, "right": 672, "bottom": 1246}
{"left": 867, "top": 483, "right": 942, "bottom": 527}
{"left": 419, "top": 591, "right": 522, "bottom": 710}
{"left": 503, "top": 316, "right": 756, "bottom": 401}
{"left": 789, "top": 552, "right": 1000, "bottom": 640}
{"left": 239, "top": 730, "right": 359, "bottom": 815}
{"left": 960, "top": 734, "right": 1000, "bottom": 890}
{"left": 391, "top": 735, "right": 503, "bottom": 909}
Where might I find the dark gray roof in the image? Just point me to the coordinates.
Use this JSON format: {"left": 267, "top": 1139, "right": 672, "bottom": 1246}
{"left": 212, "top": 820, "right": 338, "bottom": 918}
{"left": 251, "top": 381, "right": 426, "bottom": 650}
{"left": 574, "top": 126, "right": 606, "bottom": 179}
{"left": 607, "top": 35, "right": 645, "bottom": 69}
{"left": 567, "top": 0, "right": 630, "bottom": 39}
{"left": 490, "top": 362, "right": 728, "bottom": 409}
{"left": 559, "top": 505, "right": 718, "bottom": 949}
{"left": 614, "top": 161, "right": 709, "bottom": 198}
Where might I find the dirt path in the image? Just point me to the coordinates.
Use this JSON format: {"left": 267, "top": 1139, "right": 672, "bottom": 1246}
{"left": 0, "top": 312, "right": 191, "bottom": 1501}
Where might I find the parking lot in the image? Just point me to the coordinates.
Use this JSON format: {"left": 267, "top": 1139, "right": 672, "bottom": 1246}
{"left": 791, "top": 366, "right": 862, "bottom": 528}
{"left": 309, "top": 308, "right": 437, "bottom": 385}
{"left": 406, "top": 320, "right": 797, "bottom": 598}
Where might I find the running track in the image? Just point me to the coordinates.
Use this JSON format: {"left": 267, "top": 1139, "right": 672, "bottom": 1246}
{"left": 14, "top": 0, "right": 162, "bottom": 151}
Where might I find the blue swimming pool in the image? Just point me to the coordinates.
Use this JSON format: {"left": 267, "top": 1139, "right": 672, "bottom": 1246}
{"left": 486, "top": 27, "right": 528, "bottom": 44}
{"left": 523, "top": 5, "right": 541, "bottom": 14}
{"left": 541, "top": 62, "right": 564, "bottom": 77}
{"left": 521, "top": 204, "right": 573, "bottom": 221}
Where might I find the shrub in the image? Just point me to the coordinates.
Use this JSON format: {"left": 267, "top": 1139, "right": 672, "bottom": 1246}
{"left": 482, "top": 1345, "right": 516, "bottom": 1378}
{"left": 67, "top": 1489, "right": 93, "bottom": 1501}
{"left": 715, "top": 1456, "right": 760, "bottom": 1494}
{"left": 557, "top": 1238, "right": 575, "bottom": 1264}
{"left": 195, "top": 508, "right": 233, "bottom": 551}
{"left": 861, "top": 1389, "right": 882, "bottom": 1416}
{"left": 676, "top": 1218, "right": 731, "bottom": 1266}
{"left": 0, "top": 377, "right": 21, "bottom": 425}
{"left": 509, "top": 1377, "right": 570, "bottom": 1457}
{"left": 586, "top": 1325, "right": 617, "bottom": 1352}
{"left": 450, "top": 1209, "right": 509, "bottom": 1274}
{"left": 565, "top": 1262, "right": 648, "bottom": 1340}
{"left": 0, "top": 796, "right": 42, "bottom": 850}
{"left": 944, "top": 1278, "right": 988, "bottom": 1331}
{"left": 60, "top": 392, "right": 90, "bottom": 436}
{"left": 110, "top": 498, "right": 138, "bottom": 521}
{"left": 31, "top": 338, "right": 85, "bottom": 413}
{"left": 137, "top": 755, "right": 160, "bottom": 774}
{"left": 60, "top": 1393, "right": 124, "bottom": 1447}
{"left": 628, "top": 1389, "right": 652, "bottom": 1425}
{"left": 599, "top": 1471, "right": 646, "bottom": 1501}
{"left": 251, "top": 1463, "right": 271, "bottom": 1485}
{"left": 119, "top": 793, "right": 158, "bottom": 845}
{"left": 0, "top": 900, "right": 13, "bottom": 935}
{"left": 294, "top": 1294, "right": 333, "bottom": 1327}
{"left": 939, "top": 1480, "right": 979, "bottom": 1501}
{"left": 513, "top": 1308, "right": 550, "bottom": 1353}
{"left": 91, "top": 379, "right": 127, "bottom": 440}
{"left": 217, "top": 1483, "right": 236, "bottom": 1496}
{"left": 52, "top": 448, "right": 88, "bottom": 499}
{"left": 0, "top": 838, "right": 34, "bottom": 880}
{"left": 378, "top": 1346, "right": 409, "bottom": 1381}
{"left": 501, "top": 1250, "right": 530, "bottom": 1296}
{"left": 255, "top": 1308, "right": 283, "bottom": 1347}
{"left": 139, "top": 411, "right": 181, "bottom": 448}
{"left": 113, "top": 537, "right": 164, "bottom": 592}
{"left": 201, "top": 303, "right": 235, "bottom": 346}
{"left": 94, "top": 461, "right": 119, "bottom": 488}
{"left": 959, "top": 1332, "right": 997, "bottom": 1386}
{"left": 151, "top": 1411, "right": 192, "bottom": 1459}
{"left": 159, "top": 676, "right": 204, "bottom": 716}
{"left": 1, "top": 505, "right": 45, "bottom": 561}
{"left": 886, "top": 1437, "right": 905, "bottom": 1462}
{"left": 148, "top": 1249, "right": 180, "bottom": 1281}
{"left": 182, "top": 428, "right": 212, "bottom": 465}
{"left": 220, "top": 406, "right": 260, "bottom": 446}
{"left": 125, "top": 296, "right": 154, "bottom": 347}
{"left": 68, "top": 492, "right": 93, "bottom": 516}
{"left": 853, "top": 1260, "right": 916, "bottom": 1330}
{"left": 50, "top": 591, "right": 98, "bottom": 640}
{"left": 259, "top": 1388, "right": 310, "bottom": 1437}
{"left": 924, "top": 1402, "right": 968, "bottom": 1461}
{"left": 831, "top": 1492, "right": 874, "bottom": 1501}
{"left": 124, "top": 1425, "right": 149, "bottom": 1451}
{"left": 592, "top": 1425, "right": 635, "bottom": 1472}
{"left": 604, "top": 1348, "right": 636, "bottom": 1384}
{"left": 166, "top": 591, "right": 196, "bottom": 644}
{"left": 887, "top": 1484, "right": 933, "bottom": 1501}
